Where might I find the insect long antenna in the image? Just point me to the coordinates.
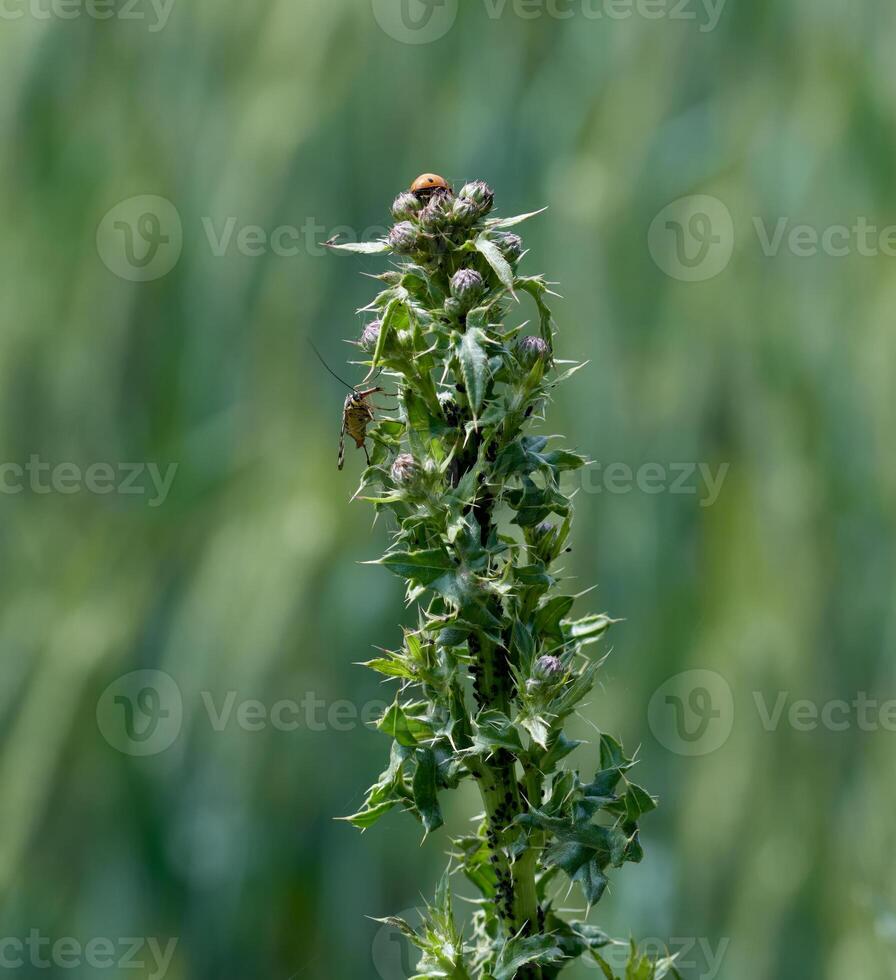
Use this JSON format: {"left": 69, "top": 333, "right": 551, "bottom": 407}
{"left": 308, "top": 340, "right": 356, "bottom": 393}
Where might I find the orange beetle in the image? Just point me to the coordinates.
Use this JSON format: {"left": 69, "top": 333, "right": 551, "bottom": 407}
{"left": 410, "top": 173, "right": 451, "bottom": 200}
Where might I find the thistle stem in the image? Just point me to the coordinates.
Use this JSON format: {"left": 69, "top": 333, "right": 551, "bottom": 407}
{"left": 467, "top": 486, "right": 542, "bottom": 950}
{"left": 341, "top": 179, "right": 656, "bottom": 979}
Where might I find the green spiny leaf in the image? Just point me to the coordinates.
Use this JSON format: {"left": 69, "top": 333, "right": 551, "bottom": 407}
{"left": 485, "top": 207, "right": 548, "bottom": 230}
{"left": 325, "top": 239, "right": 391, "bottom": 254}
{"left": 475, "top": 233, "right": 516, "bottom": 295}
{"left": 413, "top": 748, "right": 444, "bottom": 835}
{"left": 377, "top": 702, "right": 434, "bottom": 747}
{"left": 457, "top": 327, "right": 490, "bottom": 416}
{"left": 379, "top": 548, "right": 455, "bottom": 587}
{"left": 492, "top": 933, "right": 565, "bottom": 980}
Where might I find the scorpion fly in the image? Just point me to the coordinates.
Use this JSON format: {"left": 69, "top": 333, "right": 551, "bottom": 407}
{"left": 310, "top": 342, "right": 386, "bottom": 470}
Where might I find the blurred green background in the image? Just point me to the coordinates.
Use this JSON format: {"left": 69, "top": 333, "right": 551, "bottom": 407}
{"left": 1, "top": 1, "right": 895, "bottom": 977}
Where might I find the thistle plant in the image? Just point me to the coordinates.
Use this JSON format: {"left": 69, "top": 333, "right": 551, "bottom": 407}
{"left": 330, "top": 177, "right": 675, "bottom": 979}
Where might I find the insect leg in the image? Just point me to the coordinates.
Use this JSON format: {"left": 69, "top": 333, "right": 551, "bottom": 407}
{"left": 338, "top": 417, "right": 347, "bottom": 470}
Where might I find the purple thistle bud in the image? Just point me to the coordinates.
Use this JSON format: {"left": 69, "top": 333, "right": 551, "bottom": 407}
{"left": 450, "top": 196, "right": 479, "bottom": 226}
{"left": 390, "top": 453, "right": 419, "bottom": 485}
{"left": 531, "top": 521, "right": 556, "bottom": 549}
{"left": 389, "top": 221, "right": 420, "bottom": 255}
{"left": 450, "top": 268, "right": 485, "bottom": 310}
{"left": 359, "top": 319, "right": 381, "bottom": 352}
{"left": 391, "top": 192, "right": 422, "bottom": 222}
{"left": 458, "top": 180, "right": 495, "bottom": 216}
{"left": 419, "top": 195, "right": 451, "bottom": 233}
{"left": 535, "top": 655, "right": 564, "bottom": 679}
{"left": 515, "top": 334, "right": 550, "bottom": 369}
{"left": 497, "top": 232, "right": 524, "bottom": 264}
{"left": 526, "top": 519, "right": 568, "bottom": 563}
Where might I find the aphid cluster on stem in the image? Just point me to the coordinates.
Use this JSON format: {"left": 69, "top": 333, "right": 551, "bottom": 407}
{"left": 330, "top": 174, "right": 670, "bottom": 980}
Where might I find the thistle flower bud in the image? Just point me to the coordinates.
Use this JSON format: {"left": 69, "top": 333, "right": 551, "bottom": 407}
{"left": 359, "top": 319, "right": 381, "bottom": 352}
{"left": 515, "top": 334, "right": 550, "bottom": 369}
{"left": 390, "top": 453, "right": 419, "bottom": 485}
{"left": 533, "top": 520, "right": 553, "bottom": 538}
{"left": 419, "top": 195, "right": 451, "bottom": 233}
{"left": 395, "top": 328, "right": 414, "bottom": 350}
{"left": 457, "top": 180, "right": 495, "bottom": 217}
{"left": 450, "top": 269, "right": 485, "bottom": 310}
{"left": 443, "top": 297, "right": 463, "bottom": 319}
{"left": 389, "top": 221, "right": 420, "bottom": 255}
{"left": 528, "top": 520, "right": 558, "bottom": 561}
{"left": 525, "top": 518, "right": 570, "bottom": 563}
{"left": 534, "top": 655, "right": 564, "bottom": 679}
{"left": 391, "top": 192, "right": 422, "bottom": 222}
{"left": 496, "top": 231, "right": 524, "bottom": 265}
{"left": 450, "top": 195, "right": 479, "bottom": 227}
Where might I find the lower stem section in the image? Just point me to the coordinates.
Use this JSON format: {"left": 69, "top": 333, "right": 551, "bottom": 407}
{"left": 470, "top": 634, "right": 541, "bottom": 952}
{"left": 463, "top": 435, "right": 541, "bottom": 974}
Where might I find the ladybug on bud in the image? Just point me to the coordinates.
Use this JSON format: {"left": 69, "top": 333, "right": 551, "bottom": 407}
{"left": 410, "top": 172, "right": 452, "bottom": 202}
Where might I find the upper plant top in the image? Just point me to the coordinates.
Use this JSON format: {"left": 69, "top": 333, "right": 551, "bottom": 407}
{"left": 329, "top": 176, "right": 669, "bottom": 980}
